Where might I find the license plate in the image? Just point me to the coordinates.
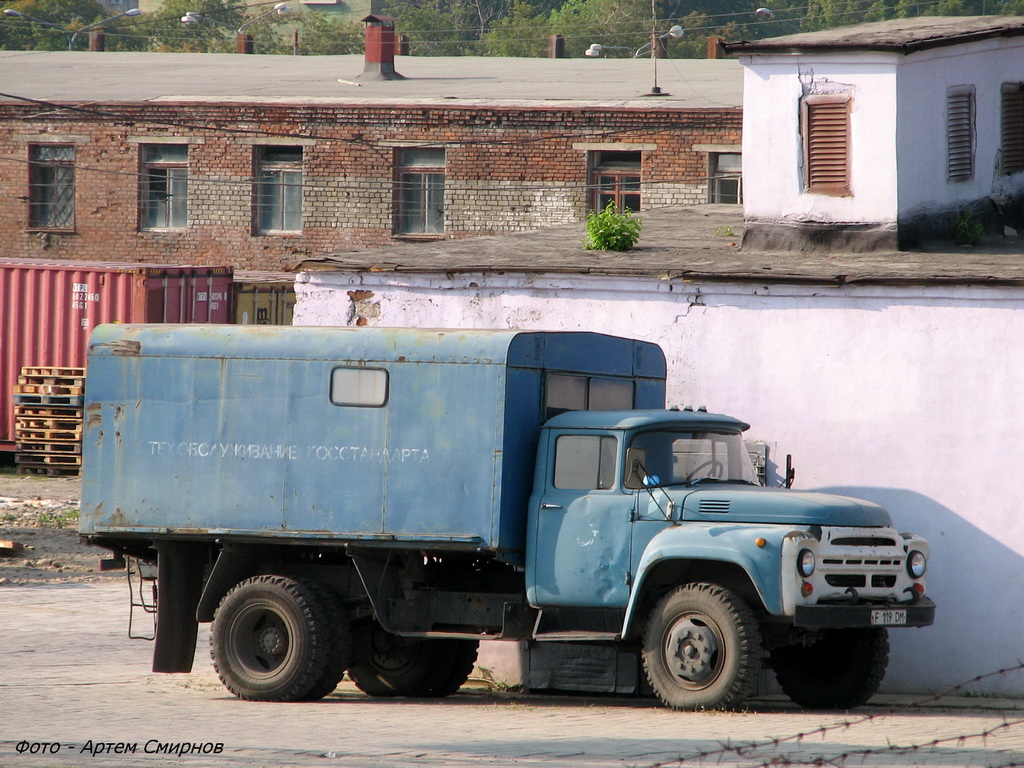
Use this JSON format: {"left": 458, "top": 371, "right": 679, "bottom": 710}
{"left": 871, "top": 609, "right": 907, "bottom": 625}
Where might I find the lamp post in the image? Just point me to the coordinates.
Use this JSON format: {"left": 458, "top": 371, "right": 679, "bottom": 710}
{"left": 584, "top": 26, "right": 684, "bottom": 59}
{"left": 181, "top": 3, "right": 290, "bottom": 53}
{"left": 583, "top": 24, "right": 684, "bottom": 96}
{"left": 2, "top": 7, "right": 141, "bottom": 50}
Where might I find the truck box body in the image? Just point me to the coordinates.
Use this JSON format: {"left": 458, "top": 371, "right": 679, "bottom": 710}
{"left": 81, "top": 325, "right": 666, "bottom": 561}
{"left": 0, "top": 258, "right": 232, "bottom": 451}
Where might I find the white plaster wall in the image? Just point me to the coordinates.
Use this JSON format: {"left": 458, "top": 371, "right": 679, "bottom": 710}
{"left": 739, "top": 54, "right": 900, "bottom": 225}
{"left": 296, "top": 272, "right": 1024, "bottom": 696}
{"left": 895, "top": 37, "right": 1024, "bottom": 215}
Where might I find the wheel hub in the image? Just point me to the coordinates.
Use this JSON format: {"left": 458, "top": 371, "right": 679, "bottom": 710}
{"left": 257, "top": 626, "right": 286, "bottom": 656}
{"left": 666, "top": 617, "right": 719, "bottom": 684}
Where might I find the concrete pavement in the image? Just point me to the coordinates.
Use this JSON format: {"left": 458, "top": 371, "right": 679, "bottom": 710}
{"left": 1, "top": 582, "right": 1021, "bottom": 768}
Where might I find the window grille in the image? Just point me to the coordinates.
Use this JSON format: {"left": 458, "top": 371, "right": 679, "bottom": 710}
{"left": 256, "top": 146, "right": 303, "bottom": 233}
{"left": 29, "top": 144, "right": 75, "bottom": 230}
{"left": 141, "top": 144, "right": 188, "bottom": 229}
{"left": 395, "top": 148, "right": 445, "bottom": 235}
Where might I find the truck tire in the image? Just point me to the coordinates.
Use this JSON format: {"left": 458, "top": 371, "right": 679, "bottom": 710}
{"left": 422, "top": 639, "right": 479, "bottom": 698}
{"left": 298, "top": 581, "right": 353, "bottom": 701}
{"left": 348, "top": 623, "right": 477, "bottom": 698}
{"left": 642, "top": 583, "right": 762, "bottom": 710}
{"left": 211, "top": 575, "right": 331, "bottom": 701}
{"left": 770, "top": 628, "right": 889, "bottom": 710}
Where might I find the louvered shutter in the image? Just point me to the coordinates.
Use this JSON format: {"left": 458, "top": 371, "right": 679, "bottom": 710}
{"left": 803, "top": 97, "right": 850, "bottom": 195}
{"left": 947, "top": 87, "right": 975, "bottom": 183}
{"left": 1002, "top": 84, "right": 1024, "bottom": 175}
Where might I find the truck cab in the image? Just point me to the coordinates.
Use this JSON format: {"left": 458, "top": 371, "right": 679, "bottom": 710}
{"left": 526, "top": 408, "right": 934, "bottom": 709}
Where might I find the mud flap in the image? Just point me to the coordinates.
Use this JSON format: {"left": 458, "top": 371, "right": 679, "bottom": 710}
{"left": 152, "top": 541, "right": 207, "bottom": 673}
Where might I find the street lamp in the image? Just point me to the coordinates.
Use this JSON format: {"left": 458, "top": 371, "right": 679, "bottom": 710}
{"left": 181, "top": 3, "right": 290, "bottom": 53}
{"left": 2, "top": 7, "right": 141, "bottom": 50}
{"left": 181, "top": 3, "right": 291, "bottom": 33}
{"left": 753, "top": 7, "right": 802, "bottom": 34}
{"left": 584, "top": 26, "right": 684, "bottom": 59}
{"left": 583, "top": 24, "right": 684, "bottom": 96}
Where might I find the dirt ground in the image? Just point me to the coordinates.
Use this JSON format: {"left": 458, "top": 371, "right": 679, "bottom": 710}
{"left": 0, "top": 470, "right": 118, "bottom": 585}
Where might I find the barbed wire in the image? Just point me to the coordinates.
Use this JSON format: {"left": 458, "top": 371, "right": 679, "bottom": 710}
{"left": 640, "top": 662, "right": 1024, "bottom": 768}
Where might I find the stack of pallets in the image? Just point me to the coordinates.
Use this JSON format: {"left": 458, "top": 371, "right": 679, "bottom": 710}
{"left": 13, "top": 366, "right": 85, "bottom": 476}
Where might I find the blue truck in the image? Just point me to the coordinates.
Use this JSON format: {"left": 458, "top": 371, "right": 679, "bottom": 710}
{"left": 80, "top": 325, "right": 935, "bottom": 710}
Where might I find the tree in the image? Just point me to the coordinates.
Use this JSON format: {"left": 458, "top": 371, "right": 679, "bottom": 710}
{"left": 294, "top": 11, "right": 363, "bottom": 55}
{"left": 481, "top": 1, "right": 550, "bottom": 56}
{"left": 0, "top": 0, "right": 109, "bottom": 51}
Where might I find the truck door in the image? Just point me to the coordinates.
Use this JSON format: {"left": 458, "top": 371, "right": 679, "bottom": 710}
{"left": 527, "top": 431, "right": 633, "bottom": 609}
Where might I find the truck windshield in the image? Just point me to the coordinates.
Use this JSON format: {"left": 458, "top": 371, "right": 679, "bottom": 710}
{"left": 627, "top": 430, "right": 759, "bottom": 486}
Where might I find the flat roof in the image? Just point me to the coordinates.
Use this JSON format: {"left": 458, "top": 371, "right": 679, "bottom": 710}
{"left": 296, "top": 204, "right": 1024, "bottom": 287}
{"left": 0, "top": 51, "right": 743, "bottom": 109}
{"left": 724, "top": 15, "right": 1024, "bottom": 55}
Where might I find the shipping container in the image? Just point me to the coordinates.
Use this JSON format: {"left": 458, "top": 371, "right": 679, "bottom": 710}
{"left": 0, "top": 258, "right": 232, "bottom": 451}
{"left": 233, "top": 271, "right": 295, "bottom": 326}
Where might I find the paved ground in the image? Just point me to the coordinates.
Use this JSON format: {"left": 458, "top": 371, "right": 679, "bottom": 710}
{"left": 1, "top": 582, "right": 1022, "bottom": 768}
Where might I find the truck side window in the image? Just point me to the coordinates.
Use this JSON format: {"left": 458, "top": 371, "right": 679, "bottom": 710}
{"left": 329, "top": 367, "right": 388, "bottom": 407}
{"left": 553, "top": 435, "right": 617, "bottom": 490}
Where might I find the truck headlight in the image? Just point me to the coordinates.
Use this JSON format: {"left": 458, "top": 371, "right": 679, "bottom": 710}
{"left": 907, "top": 550, "right": 927, "bottom": 578}
{"left": 797, "top": 548, "right": 815, "bottom": 577}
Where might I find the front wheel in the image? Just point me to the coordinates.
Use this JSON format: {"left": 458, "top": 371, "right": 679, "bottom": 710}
{"left": 642, "top": 583, "right": 762, "bottom": 710}
{"left": 211, "top": 575, "right": 332, "bottom": 701}
{"left": 770, "top": 628, "right": 889, "bottom": 709}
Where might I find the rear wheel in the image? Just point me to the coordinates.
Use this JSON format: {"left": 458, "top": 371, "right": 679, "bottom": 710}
{"left": 770, "top": 628, "right": 889, "bottom": 709}
{"left": 642, "top": 583, "right": 762, "bottom": 710}
{"left": 298, "top": 582, "right": 352, "bottom": 701}
{"left": 348, "top": 622, "right": 478, "bottom": 698}
{"left": 211, "top": 575, "right": 331, "bottom": 701}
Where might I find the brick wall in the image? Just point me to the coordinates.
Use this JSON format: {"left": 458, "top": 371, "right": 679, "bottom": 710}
{"left": 0, "top": 102, "right": 741, "bottom": 271}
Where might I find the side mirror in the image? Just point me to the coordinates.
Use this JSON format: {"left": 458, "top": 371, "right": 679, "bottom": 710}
{"left": 624, "top": 447, "right": 647, "bottom": 489}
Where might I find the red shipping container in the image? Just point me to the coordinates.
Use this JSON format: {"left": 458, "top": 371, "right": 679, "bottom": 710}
{"left": 0, "top": 258, "right": 233, "bottom": 451}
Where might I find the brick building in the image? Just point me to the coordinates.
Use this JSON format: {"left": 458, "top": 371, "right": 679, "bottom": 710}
{"left": 0, "top": 50, "right": 742, "bottom": 271}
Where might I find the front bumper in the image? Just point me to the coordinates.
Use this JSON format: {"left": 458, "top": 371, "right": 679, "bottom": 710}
{"left": 794, "top": 597, "right": 936, "bottom": 628}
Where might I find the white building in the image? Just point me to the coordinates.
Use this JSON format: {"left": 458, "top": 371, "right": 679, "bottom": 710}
{"left": 293, "top": 18, "right": 1024, "bottom": 697}
{"left": 725, "top": 16, "right": 1024, "bottom": 252}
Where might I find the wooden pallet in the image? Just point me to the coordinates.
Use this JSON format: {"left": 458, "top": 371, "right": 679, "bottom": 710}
{"left": 13, "top": 366, "right": 86, "bottom": 477}
{"left": 14, "top": 383, "right": 85, "bottom": 396}
{"left": 15, "top": 427, "right": 82, "bottom": 441}
{"left": 13, "top": 394, "right": 85, "bottom": 406}
{"left": 16, "top": 464, "right": 81, "bottom": 477}
{"left": 15, "top": 452, "right": 81, "bottom": 467}
{"left": 18, "top": 366, "right": 86, "bottom": 379}
{"left": 13, "top": 415, "right": 82, "bottom": 431}
{"left": 15, "top": 441, "right": 82, "bottom": 455}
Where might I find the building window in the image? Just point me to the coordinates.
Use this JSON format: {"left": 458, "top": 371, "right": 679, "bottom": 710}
{"left": 802, "top": 96, "right": 850, "bottom": 196}
{"left": 1001, "top": 83, "right": 1024, "bottom": 176}
{"left": 255, "top": 146, "right": 303, "bottom": 233}
{"left": 140, "top": 144, "right": 188, "bottom": 230}
{"left": 708, "top": 153, "right": 742, "bottom": 204}
{"left": 28, "top": 144, "right": 75, "bottom": 230}
{"left": 590, "top": 151, "right": 641, "bottom": 211}
{"left": 947, "top": 86, "right": 975, "bottom": 183}
{"left": 395, "top": 148, "right": 445, "bottom": 235}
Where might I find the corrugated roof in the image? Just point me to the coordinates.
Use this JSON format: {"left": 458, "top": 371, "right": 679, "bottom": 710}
{"left": 723, "top": 15, "right": 1024, "bottom": 55}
